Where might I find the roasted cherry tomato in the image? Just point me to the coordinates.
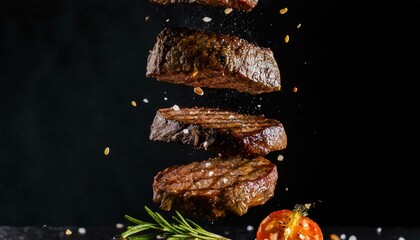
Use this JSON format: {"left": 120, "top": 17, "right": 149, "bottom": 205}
{"left": 256, "top": 204, "right": 323, "bottom": 240}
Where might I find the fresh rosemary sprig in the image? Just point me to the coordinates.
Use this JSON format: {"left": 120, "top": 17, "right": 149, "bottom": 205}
{"left": 121, "top": 206, "right": 230, "bottom": 240}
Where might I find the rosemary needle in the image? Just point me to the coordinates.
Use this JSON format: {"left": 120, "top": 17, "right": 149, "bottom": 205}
{"left": 121, "top": 206, "right": 230, "bottom": 240}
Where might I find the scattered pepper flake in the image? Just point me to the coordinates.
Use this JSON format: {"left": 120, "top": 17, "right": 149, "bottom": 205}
{"left": 104, "top": 147, "right": 110, "bottom": 156}
{"left": 284, "top": 34, "right": 290, "bottom": 43}
{"left": 292, "top": 86, "right": 298, "bottom": 92}
{"left": 279, "top": 7, "right": 288, "bottom": 14}
{"left": 131, "top": 101, "right": 137, "bottom": 107}
{"left": 194, "top": 87, "right": 204, "bottom": 96}
{"left": 224, "top": 8, "right": 233, "bottom": 14}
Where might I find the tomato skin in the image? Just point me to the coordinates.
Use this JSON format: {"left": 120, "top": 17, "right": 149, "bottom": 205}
{"left": 256, "top": 208, "right": 323, "bottom": 240}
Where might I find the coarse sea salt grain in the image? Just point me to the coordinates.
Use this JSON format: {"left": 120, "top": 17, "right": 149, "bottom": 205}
{"left": 143, "top": 98, "right": 149, "bottom": 103}
{"left": 172, "top": 105, "right": 180, "bottom": 111}
{"left": 203, "top": 17, "right": 212, "bottom": 22}
{"left": 376, "top": 227, "right": 382, "bottom": 234}
{"left": 246, "top": 225, "right": 254, "bottom": 231}
{"left": 340, "top": 234, "right": 346, "bottom": 239}
{"left": 78, "top": 227, "right": 86, "bottom": 235}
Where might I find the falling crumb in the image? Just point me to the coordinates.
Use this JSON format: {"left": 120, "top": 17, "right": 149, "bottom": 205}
{"left": 194, "top": 87, "right": 204, "bottom": 96}
{"left": 224, "top": 8, "right": 233, "bottom": 14}
{"left": 284, "top": 34, "right": 290, "bottom": 43}
{"left": 145, "top": 16, "right": 149, "bottom": 21}
{"left": 376, "top": 227, "right": 382, "bottom": 234}
{"left": 164, "top": 97, "right": 168, "bottom": 101}
{"left": 65, "top": 229, "right": 72, "bottom": 235}
{"left": 104, "top": 147, "right": 110, "bottom": 156}
{"left": 304, "top": 203, "right": 312, "bottom": 209}
{"left": 172, "top": 105, "right": 180, "bottom": 111}
{"left": 330, "top": 234, "right": 340, "bottom": 240}
{"left": 165, "top": 18, "right": 170, "bottom": 22}
{"left": 293, "top": 86, "right": 298, "bottom": 92}
{"left": 277, "top": 154, "right": 284, "bottom": 161}
{"left": 42, "top": 225, "right": 47, "bottom": 228}
{"left": 285, "top": 187, "right": 289, "bottom": 191}
{"left": 116, "top": 223, "right": 124, "bottom": 229}
{"left": 143, "top": 98, "right": 149, "bottom": 103}
{"left": 202, "top": 17, "right": 212, "bottom": 22}
{"left": 279, "top": 7, "right": 288, "bottom": 14}
{"left": 297, "top": 23, "right": 302, "bottom": 29}
{"left": 348, "top": 235, "right": 357, "bottom": 240}
{"left": 131, "top": 101, "right": 137, "bottom": 107}
{"left": 78, "top": 227, "right": 86, "bottom": 235}
{"left": 398, "top": 238, "right": 405, "bottom": 240}
{"left": 246, "top": 225, "right": 254, "bottom": 231}
{"left": 257, "top": 104, "right": 261, "bottom": 108}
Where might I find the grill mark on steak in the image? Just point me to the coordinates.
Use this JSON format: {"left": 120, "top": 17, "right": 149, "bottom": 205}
{"left": 153, "top": 156, "right": 278, "bottom": 221}
{"left": 149, "top": 0, "right": 258, "bottom": 12}
{"left": 146, "top": 27, "right": 281, "bottom": 95}
{"left": 149, "top": 107, "right": 287, "bottom": 157}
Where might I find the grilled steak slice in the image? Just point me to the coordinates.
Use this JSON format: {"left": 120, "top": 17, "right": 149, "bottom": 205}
{"left": 153, "top": 156, "right": 278, "bottom": 221}
{"left": 148, "top": 0, "right": 258, "bottom": 12}
{"left": 146, "top": 27, "right": 281, "bottom": 95}
{"left": 149, "top": 107, "right": 287, "bottom": 157}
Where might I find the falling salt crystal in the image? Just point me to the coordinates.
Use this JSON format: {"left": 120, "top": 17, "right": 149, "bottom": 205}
{"left": 340, "top": 233, "right": 346, "bottom": 239}
{"left": 164, "top": 97, "right": 168, "bottom": 101}
{"left": 172, "top": 105, "right": 180, "bottom": 111}
{"left": 145, "top": 16, "right": 149, "bottom": 21}
{"left": 78, "top": 227, "right": 86, "bottom": 235}
{"left": 202, "top": 17, "right": 212, "bottom": 22}
{"left": 246, "top": 225, "right": 254, "bottom": 231}
{"left": 376, "top": 227, "right": 382, "bottom": 234}
{"left": 165, "top": 19, "right": 170, "bottom": 22}
{"left": 348, "top": 235, "right": 357, "bottom": 240}
{"left": 285, "top": 187, "right": 289, "bottom": 191}
{"left": 257, "top": 104, "right": 261, "bottom": 108}
{"left": 143, "top": 98, "right": 149, "bottom": 103}
{"left": 116, "top": 223, "right": 124, "bottom": 229}
{"left": 398, "top": 238, "right": 405, "bottom": 240}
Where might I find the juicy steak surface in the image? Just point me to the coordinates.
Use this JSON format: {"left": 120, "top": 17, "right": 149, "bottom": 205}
{"left": 149, "top": 0, "right": 258, "bottom": 12}
{"left": 149, "top": 107, "right": 287, "bottom": 157}
{"left": 153, "top": 156, "right": 278, "bottom": 221}
{"left": 146, "top": 27, "right": 281, "bottom": 95}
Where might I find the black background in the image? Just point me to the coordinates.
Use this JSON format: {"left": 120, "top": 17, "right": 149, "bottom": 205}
{"left": 1, "top": 0, "right": 418, "bottom": 231}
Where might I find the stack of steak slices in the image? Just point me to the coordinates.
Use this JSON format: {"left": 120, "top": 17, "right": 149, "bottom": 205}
{"left": 146, "top": 27, "right": 286, "bottom": 221}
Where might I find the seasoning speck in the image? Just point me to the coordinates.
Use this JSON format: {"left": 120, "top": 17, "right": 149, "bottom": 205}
{"left": 78, "top": 227, "right": 86, "bottom": 235}
{"left": 277, "top": 154, "right": 284, "bottom": 161}
{"left": 284, "top": 34, "right": 290, "bottom": 43}
{"left": 224, "top": 8, "right": 233, "bottom": 14}
{"left": 202, "top": 17, "right": 212, "bottom": 22}
{"left": 131, "top": 100, "right": 137, "bottom": 107}
{"left": 398, "top": 238, "right": 405, "bottom": 240}
{"left": 329, "top": 234, "right": 340, "bottom": 240}
{"left": 116, "top": 223, "right": 124, "bottom": 229}
{"left": 104, "top": 147, "right": 110, "bottom": 156}
{"left": 279, "top": 7, "right": 288, "bottom": 14}
{"left": 65, "top": 229, "right": 72, "bottom": 235}
{"left": 297, "top": 23, "right": 302, "bottom": 29}
{"left": 172, "top": 105, "right": 180, "bottom": 111}
{"left": 194, "top": 87, "right": 204, "bottom": 96}
{"left": 246, "top": 225, "right": 254, "bottom": 231}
